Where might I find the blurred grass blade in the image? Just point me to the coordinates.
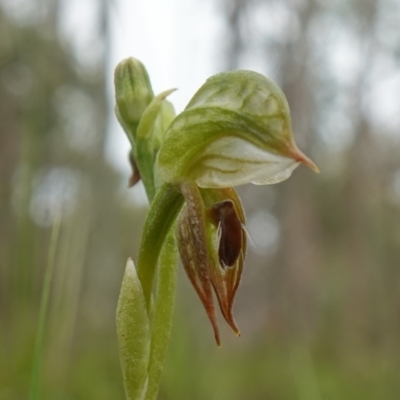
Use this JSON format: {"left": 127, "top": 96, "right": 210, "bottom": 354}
{"left": 30, "top": 214, "right": 62, "bottom": 400}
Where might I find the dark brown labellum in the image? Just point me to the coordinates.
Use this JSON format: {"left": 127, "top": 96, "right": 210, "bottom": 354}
{"left": 209, "top": 200, "right": 243, "bottom": 268}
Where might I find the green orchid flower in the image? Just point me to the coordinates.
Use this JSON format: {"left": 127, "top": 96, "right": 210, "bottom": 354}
{"left": 114, "top": 58, "right": 318, "bottom": 400}
{"left": 156, "top": 70, "right": 318, "bottom": 188}
{"left": 155, "top": 69, "right": 318, "bottom": 344}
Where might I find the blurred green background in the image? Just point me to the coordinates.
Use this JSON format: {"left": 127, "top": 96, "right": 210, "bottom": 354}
{"left": 1, "top": 0, "right": 400, "bottom": 399}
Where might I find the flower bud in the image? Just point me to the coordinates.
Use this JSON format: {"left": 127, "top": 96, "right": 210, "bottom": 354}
{"left": 114, "top": 57, "right": 154, "bottom": 134}
{"left": 156, "top": 70, "right": 318, "bottom": 188}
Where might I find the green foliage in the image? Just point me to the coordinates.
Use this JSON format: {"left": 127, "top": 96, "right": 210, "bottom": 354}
{"left": 117, "top": 259, "right": 150, "bottom": 400}
{"left": 30, "top": 216, "right": 61, "bottom": 400}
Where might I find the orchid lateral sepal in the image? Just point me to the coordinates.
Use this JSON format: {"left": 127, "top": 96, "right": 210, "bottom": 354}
{"left": 177, "top": 183, "right": 246, "bottom": 345}
{"left": 176, "top": 181, "right": 221, "bottom": 345}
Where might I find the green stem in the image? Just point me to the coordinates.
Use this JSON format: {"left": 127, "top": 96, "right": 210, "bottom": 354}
{"left": 136, "top": 182, "right": 182, "bottom": 399}
{"left": 145, "top": 234, "right": 178, "bottom": 400}
{"left": 136, "top": 183, "right": 184, "bottom": 306}
{"left": 30, "top": 214, "right": 61, "bottom": 400}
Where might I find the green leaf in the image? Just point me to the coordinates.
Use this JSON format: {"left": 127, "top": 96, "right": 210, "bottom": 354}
{"left": 117, "top": 259, "right": 151, "bottom": 400}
